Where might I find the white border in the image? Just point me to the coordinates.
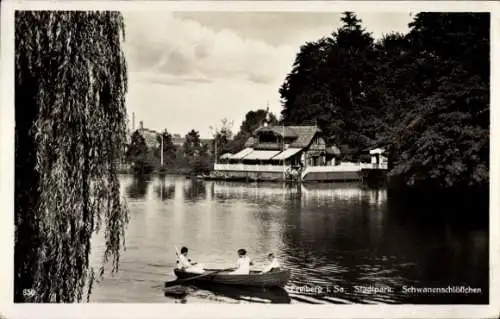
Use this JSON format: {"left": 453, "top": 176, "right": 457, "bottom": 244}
{"left": 1, "top": 1, "right": 499, "bottom": 318}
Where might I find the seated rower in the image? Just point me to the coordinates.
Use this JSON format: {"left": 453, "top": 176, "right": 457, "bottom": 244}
{"left": 229, "top": 248, "right": 254, "bottom": 275}
{"left": 260, "top": 253, "right": 281, "bottom": 273}
{"left": 177, "top": 246, "right": 205, "bottom": 274}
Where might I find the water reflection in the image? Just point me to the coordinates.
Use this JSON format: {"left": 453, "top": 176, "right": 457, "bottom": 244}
{"left": 381, "top": 197, "right": 489, "bottom": 303}
{"left": 125, "top": 174, "right": 151, "bottom": 199}
{"left": 213, "top": 182, "right": 302, "bottom": 205}
{"left": 154, "top": 178, "right": 176, "bottom": 201}
{"left": 164, "top": 283, "right": 291, "bottom": 304}
{"left": 183, "top": 179, "right": 206, "bottom": 201}
{"left": 90, "top": 175, "right": 488, "bottom": 304}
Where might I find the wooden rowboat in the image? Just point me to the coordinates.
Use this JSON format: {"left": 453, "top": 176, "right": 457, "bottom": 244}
{"left": 173, "top": 268, "right": 290, "bottom": 288}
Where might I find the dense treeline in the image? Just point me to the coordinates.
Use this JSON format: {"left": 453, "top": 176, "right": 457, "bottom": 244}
{"left": 126, "top": 129, "right": 211, "bottom": 175}
{"left": 229, "top": 109, "right": 278, "bottom": 152}
{"left": 125, "top": 110, "right": 277, "bottom": 175}
{"left": 279, "top": 12, "right": 489, "bottom": 190}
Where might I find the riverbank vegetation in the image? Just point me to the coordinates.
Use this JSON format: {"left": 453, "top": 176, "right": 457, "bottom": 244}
{"left": 125, "top": 111, "right": 278, "bottom": 176}
{"left": 125, "top": 128, "right": 212, "bottom": 175}
{"left": 280, "top": 12, "right": 489, "bottom": 192}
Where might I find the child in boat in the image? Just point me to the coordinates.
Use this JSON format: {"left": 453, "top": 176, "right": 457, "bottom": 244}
{"left": 229, "top": 248, "right": 254, "bottom": 275}
{"left": 260, "top": 253, "right": 281, "bottom": 273}
{"left": 177, "top": 246, "right": 206, "bottom": 274}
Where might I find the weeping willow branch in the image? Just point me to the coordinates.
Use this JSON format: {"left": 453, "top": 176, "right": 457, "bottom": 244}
{"left": 15, "top": 11, "right": 129, "bottom": 303}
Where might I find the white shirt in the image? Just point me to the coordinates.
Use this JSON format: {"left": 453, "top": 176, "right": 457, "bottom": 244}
{"left": 231, "top": 256, "right": 251, "bottom": 274}
{"left": 178, "top": 254, "right": 192, "bottom": 269}
{"left": 178, "top": 254, "right": 205, "bottom": 273}
{"left": 261, "top": 258, "right": 280, "bottom": 273}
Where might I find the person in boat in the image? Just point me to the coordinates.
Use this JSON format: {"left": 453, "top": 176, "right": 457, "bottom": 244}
{"left": 229, "top": 248, "right": 254, "bottom": 275}
{"left": 260, "top": 253, "right": 281, "bottom": 273}
{"left": 177, "top": 246, "right": 205, "bottom": 274}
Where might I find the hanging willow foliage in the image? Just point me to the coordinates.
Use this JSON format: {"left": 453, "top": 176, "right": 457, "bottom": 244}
{"left": 15, "top": 11, "right": 129, "bottom": 302}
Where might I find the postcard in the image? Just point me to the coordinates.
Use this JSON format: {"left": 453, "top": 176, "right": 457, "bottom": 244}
{"left": 0, "top": 1, "right": 498, "bottom": 318}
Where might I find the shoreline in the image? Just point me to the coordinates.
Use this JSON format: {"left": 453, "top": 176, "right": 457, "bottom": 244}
{"left": 117, "top": 171, "right": 489, "bottom": 205}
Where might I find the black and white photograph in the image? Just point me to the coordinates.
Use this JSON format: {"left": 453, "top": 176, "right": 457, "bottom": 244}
{"left": 1, "top": 1, "right": 498, "bottom": 318}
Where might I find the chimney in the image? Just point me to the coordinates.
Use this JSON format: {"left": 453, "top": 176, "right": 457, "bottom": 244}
{"left": 263, "top": 102, "right": 270, "bottom": 127}
{"left": 139, "top": 121, "right": 143, "bottom": 131}
{"left": 132, "top": 112, "right": 135, "bottom": 131}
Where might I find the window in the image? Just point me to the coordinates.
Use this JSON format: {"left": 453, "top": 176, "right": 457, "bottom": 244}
{"left": 259, "top": 132, "right": 276, "bottom": 143}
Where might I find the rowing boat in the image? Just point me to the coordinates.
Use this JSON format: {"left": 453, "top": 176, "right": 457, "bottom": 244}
{"left": 173, "top": 268, "right": 290, "bottom": 288}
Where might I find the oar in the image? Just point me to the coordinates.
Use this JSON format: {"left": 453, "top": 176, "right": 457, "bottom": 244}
{"left": 164, "top": 267, "right": 235, "bottom": 288}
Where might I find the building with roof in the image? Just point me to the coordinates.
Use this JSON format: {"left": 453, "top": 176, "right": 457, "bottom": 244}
{"left": 225, "top": 124, "right": 333, "bottom": 167}
{"left": 212, "top": 117, "right": 386, "bottom": 182}
{"left": 171, "top": 134, "right": 185, "bottom": 148}
{"left": 137, "top": 121, "right": 159, "bottom": 149}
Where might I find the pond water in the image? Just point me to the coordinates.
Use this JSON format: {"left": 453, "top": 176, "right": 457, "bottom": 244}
{"left": 89, "top": 174, "right": 489, "bottom": 304}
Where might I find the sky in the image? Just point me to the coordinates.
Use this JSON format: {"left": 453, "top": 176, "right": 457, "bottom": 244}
{"left": 124, "top": 11, "right": 413, "bottom": 138}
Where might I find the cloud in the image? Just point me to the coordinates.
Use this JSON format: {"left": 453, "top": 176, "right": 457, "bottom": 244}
{"left": 123, "top": 12, "right": 411, "bottom": 86}
{"left": 173, "top": 12, "right": 342, "bottom": 47}
{"left": 130, "top": 71, "right": 213, "bottom": 86}
{"left": 123, "top": 12, "right": 296, "bottom": 85}
{"left": 122, "top": 11, "right": 413, "bottom": 137}
{"left": 173, "top": 12, "right": 411, "bottom": 48}
{"left": 126, "top": 75, "right": 283, "bottom": 138}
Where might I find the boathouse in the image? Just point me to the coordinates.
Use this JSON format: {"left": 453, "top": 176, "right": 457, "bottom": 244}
{"left": 228, "top": 124, "right": 332, "bottom": 167}
{"left": 213, "top": 119, "right": 388, "bottom": 182}
{"left": 212, "top": 120, "right": 357, "bottom": 181}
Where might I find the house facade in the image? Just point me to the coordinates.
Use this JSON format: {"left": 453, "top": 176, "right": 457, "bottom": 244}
{"left": 137, "top": 121, "right": 159, "bottom": 149}
{"left": 212, "top": 123, "right": 352, "bottom": 181}
{"left": 223, "top": 124, "right": 336, "bottom": 167}
{"left": 212, "top": 119, "right": 388, "bottom": 182}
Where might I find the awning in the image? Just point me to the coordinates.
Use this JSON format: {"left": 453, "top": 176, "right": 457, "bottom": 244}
{"left": 230, "top": 147, "right": 254, "bottom": 160}
{"left": 243, "top": 150, "right": 281, "bottom": 160}
{"left": 272, "top": 148, "right": 302, "bottom": 160}
{"left": 369, "top": 148, "right": 385, "bottom": 155}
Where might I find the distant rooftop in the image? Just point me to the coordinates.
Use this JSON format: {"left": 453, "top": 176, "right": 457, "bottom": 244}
{"left": 245, "top": 125, "right": 321, "bottom": 149}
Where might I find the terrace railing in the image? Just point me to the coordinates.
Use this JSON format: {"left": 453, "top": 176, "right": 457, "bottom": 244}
{"left": 214, "top": 162, "right": 388, "bottom": 178}
{"left": 214, "top": 163, "right": 290, "bottom": 172}
{"left": 300, "top": 162, "right": 388, "bottom": 179}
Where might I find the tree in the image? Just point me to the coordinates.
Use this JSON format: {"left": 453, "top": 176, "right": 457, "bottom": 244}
{"left": 388, "top": 13, "right": 489, "bottom": 190}
{"left": 278, "top": 12, "right": 489, "bottom": 190}
{"left": 126, "top": 130, "right": 154, "bottom": 174}
{"left": 281, "top": 12, "right": 360, "bottom": 147}
{"left": 191, "top": 155, "right": 212, "bottom": 175}
{"left": 15, "top": 11, "right": 128, "bottom": 302}
{"left": 155, "top": 129, "right": 177, "bottom": 166}
{"left": 210, "top": 118, "right": 233, "bottom": 160}
{"left": 279, "top": 39, "right": 332, "bottom": 126}
{"left": 231, "top": 109, "right": 277, "bottom": 153}
{"left": 182, "top": 129, "right": 211, "bottom": 174}
{"left": 183, "top": 129, "right": 202, "bottom": 157}
{"left": 280, "top": 12, "right": 376, "bottom": 160}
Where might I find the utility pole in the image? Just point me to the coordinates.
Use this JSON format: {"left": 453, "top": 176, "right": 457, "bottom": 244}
{"left": 282, "top": 117, "right": 285, "bottom": 180}
{"left": 160, "top": 133, "right": 164, "bottom": 167}
{"left": 210, "top": 126, "right": 218, "bottom": 164}
{"left": 215, "top": 134, "right": 218, "bottom": 164}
